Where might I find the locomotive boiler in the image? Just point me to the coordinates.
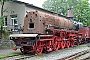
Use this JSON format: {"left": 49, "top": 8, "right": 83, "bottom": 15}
{"left": 23, "top": 10, "right": 82, "bottom": 34}
{"left": 10, "top": 10, "right": 84, "bottom": 55}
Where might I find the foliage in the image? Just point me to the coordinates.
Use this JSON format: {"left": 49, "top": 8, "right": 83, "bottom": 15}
{"left": 3, "top": 27, "right": 8, "bottom": 39}
{"left": 0, "top": 16, "right": 9, "bottom": 39}
{"left": 42, "top": 0, "right": 90, "bottom": 26}
{"left": 0, "top": 0, "right": 12, "bottom": 3}
{"left": 0, "top": 16, "right": 4, "bottom": 26}
{"left": 0, "top": 0, "right": 13, "bottom": 39}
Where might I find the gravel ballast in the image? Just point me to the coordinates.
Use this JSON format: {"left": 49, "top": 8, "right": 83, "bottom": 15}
{"left": 26, "top": 44, "right": 90, "bottom": 60}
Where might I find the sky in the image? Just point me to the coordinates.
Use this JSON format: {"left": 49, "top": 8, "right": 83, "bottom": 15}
{"left": 18, "top": 0, "right": 46, "bottom": 8}
{"left": 18, "top": 0, "right": 90, "bottom": 8}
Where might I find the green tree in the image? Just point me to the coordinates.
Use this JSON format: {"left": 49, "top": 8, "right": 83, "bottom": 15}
{"left": 0, "top": 0, "right": 12, "bottom": 39}
{"left": 42, "top": 0, "right": 90, "bottom": 26}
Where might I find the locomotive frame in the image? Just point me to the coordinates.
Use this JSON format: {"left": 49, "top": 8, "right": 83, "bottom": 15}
{"left": 10, "top": 29, "right": 82, "bottom": 54}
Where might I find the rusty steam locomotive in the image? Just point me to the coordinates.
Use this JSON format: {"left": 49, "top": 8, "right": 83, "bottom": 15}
{"left": 9, "top": 9, "right": 90, "bottom": 55}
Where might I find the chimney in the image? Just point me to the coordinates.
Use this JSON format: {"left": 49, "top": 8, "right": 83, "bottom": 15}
{"left": 67, "top": 8, "right": 73, "bottom": 21}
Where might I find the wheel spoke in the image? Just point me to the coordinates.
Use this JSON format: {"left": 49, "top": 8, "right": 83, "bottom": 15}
{"left": 71, "top": 41, "right": 74, "bottom": 47}
{"left": 61, "top": 41, "right": 65, "bottom": 49}
{"left": 53, "top": 41, "right": 59, "bottom": 51}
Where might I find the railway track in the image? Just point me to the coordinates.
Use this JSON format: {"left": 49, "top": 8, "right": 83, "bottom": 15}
{"left": 57, "top": 49, "right": 90, "bottom": 60}
{"left": 1, "top": 50, "right": 89, "bottom": 60}
{"left": 0, "top": 54, "right": 34, "bottom": 60}
{"left": 77, "top": 53, "right": 90, "bottom": 60}
{"left": 0, "top": 43, "right": 90, "bottom": 60}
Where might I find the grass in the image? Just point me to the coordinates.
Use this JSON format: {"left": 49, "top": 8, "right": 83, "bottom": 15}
{"left": 0, "top": 51, "right": 20, "bottom": 59}
{"left": 36, "top": 53, "right": 43, "bottom": 56}
{"left": 74, "top": 45, "right": 88, "bottom": 48}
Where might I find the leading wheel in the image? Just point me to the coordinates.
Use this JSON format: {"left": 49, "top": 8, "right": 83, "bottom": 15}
{"left": 35, "top": 46, "right": 43, "bottom": 55}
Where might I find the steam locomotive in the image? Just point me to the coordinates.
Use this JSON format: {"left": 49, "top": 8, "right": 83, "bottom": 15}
{"left": 9, "top": 10, "right": 90, "bottom": 55}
